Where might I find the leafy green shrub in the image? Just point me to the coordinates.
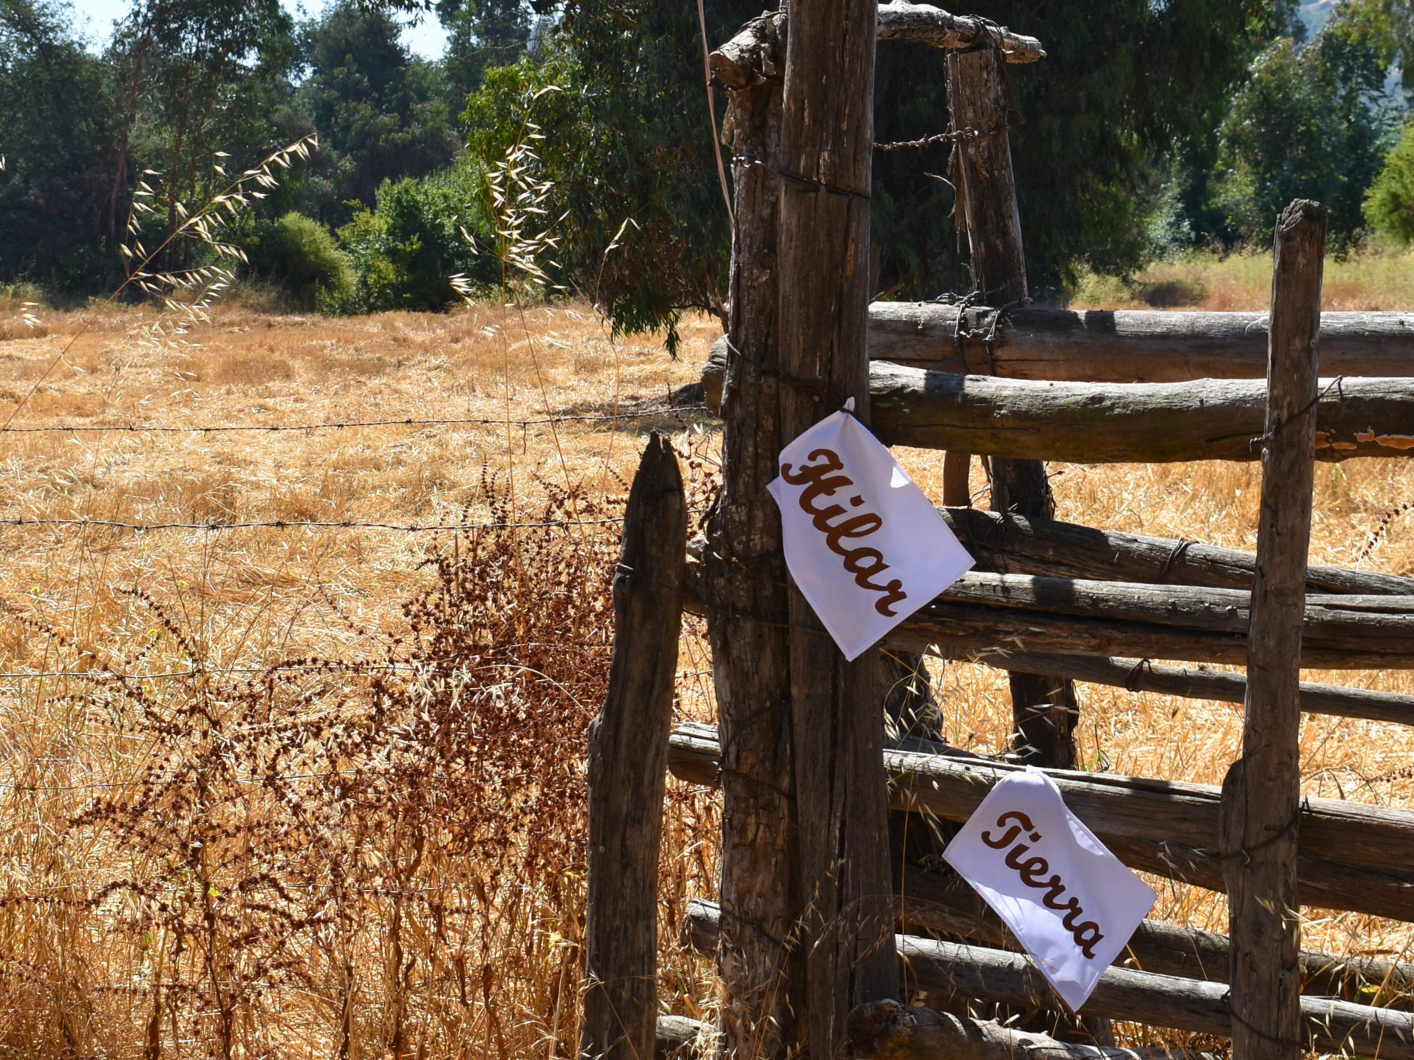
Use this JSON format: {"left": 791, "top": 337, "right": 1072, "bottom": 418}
{"left": 1212, "top": 24, "right": 1398, "bottom": 250}
{"left": 1366, "top": 120, "right": 1414, "bottom": 245}
{"left": 337, "top": 164, "right": 496, "bottom": 312}
{"left": 241, "top": 212, "right": 354, "bottom": 310}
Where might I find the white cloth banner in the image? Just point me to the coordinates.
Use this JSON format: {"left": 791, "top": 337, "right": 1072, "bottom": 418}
{"left": 943, "top": 769, "right": 1156, "bottom": 1012}
{"left": 767, "top": 404, "right": 974, "bottom": 661}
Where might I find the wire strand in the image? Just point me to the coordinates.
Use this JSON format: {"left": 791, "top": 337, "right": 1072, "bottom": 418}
{"left": 0, "top": 406, "right": 710, "bottom": 435}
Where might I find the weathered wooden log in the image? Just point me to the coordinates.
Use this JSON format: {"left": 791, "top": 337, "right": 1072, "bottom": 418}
{"left": 974, "top": 651, "right": 1414, "bottom": 727}
{"left": 655, "top": 1015, "right": 709, "bottom": 1059}
{"left": 704, "top": 344, "right": 1414, "bottom": 424}
{"left": 877, "top": 3, "right": 1044, "bottom": 61}
{"left": 940, "top": 507, "right": 1414, "bottom": 597}
{"left": 868, "top": 302, "right": 1414, "bottom": 381}
{"left": 891, "top": 940, "right": 1414, "bottom": 1059}
{"left": 681, "top": 893, "right": 1414, "bottom": 1003}
{"left": 874, "top": 571, "right": 1414, "bottom": 669}
{"left": 581, "top": 435, "right": 686, "bottom": 1060}
{"left": 946, "top": 33, "right": 1075, "bottom": 768}
{"left": 869, "top": 364, "right": 1414, "bottom": 461}
{"left": 702, "top": 12, "right": 800, "bottom": 1060}
{"left": 1223, "top": 201, "right": 1326, "bottom": 1060}
{"left": 902, "top": 571, "right": 1414, "bottom": 670}
{"left": 666, "top": 724, "right": 1414, "bottom": 921}
{"left": 777, "top": 0, "right": 899, "bottom": 1042}
{"left": 848, "top": 1001, "right": 1214, "bottom": 1060}
{"left": 707, "top": 2, "right": 1043, "bottom": 92}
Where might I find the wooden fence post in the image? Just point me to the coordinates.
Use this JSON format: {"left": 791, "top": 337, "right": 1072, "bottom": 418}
{"left": 777, "top": 0, "right": 898, "bottom": 1050}
{"left": 581, "top": 433, "right": 686, "bottom": 1060}
{"left": 946, "top": 40, "right": 1077, "bottom": 769}
{"left": 1221, "top": 200, "right": 1326, "bottom": 1060}
{"left": 701, "top": 14, "right": 803, "bottom": 1060}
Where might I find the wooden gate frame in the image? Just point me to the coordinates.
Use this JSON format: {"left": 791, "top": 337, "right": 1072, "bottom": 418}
{"left": 582, "top": 5, "right": 1414, "bottom": 1060}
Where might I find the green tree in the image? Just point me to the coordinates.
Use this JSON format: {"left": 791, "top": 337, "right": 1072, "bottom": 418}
{"left": 0, "top": 0, "right": 115, "bottom": 292}
{"left": 1212, "top": 17, "right": 1399, "bottom": 248}
{"left": 465, "top": 0, "right": 1293, "bottom": 350}
{"left": 113, "top": 0, "right": 300, "bottom": 268}
{"left": 437, "top": 0, "right": 534, "bottom": 112}
{"left": 1366, "top": 117, "right": 1414, "bottom": 243}
{"left": 295, "top": 2, "right": 459, "bottom": 228}
{"left": 337, "top": 161, "right": 495, "bottom": 311}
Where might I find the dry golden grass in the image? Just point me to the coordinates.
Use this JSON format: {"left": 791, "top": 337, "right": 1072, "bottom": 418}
{"left": 1070, "top": 247, "right": 1414, "bottom": 312}
{"left": 0, "top": 288, "right": 1411, "bottom": 1057}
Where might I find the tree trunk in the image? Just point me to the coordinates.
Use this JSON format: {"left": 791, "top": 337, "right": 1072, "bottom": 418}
{"left": 777, "top": 0, "right": 897, "bottom": 1048}
{"left": 1221, "top": 200, "right": 1326, "bottom": 1060}
{"left": 581, "top": 435, "right": 686, "bottom": 1060}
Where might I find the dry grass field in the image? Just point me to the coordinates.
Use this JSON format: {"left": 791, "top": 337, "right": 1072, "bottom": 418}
{"left": 0, "top": 262, "right": 1412, "bottom": 1058}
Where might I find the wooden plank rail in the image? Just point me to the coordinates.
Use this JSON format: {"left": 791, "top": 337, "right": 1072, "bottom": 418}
{"left": 680, "top": 894, "right": 1414, "bottom": 1003}
{"left": 685, "top": 563, "right": 1414, "bottom": 672}
{"left": 972, "top": 651, "right": 1414, "bottom": 727}
{"left": 939, "top": 507, "right": 1414, "bottom": 596}
{"left": 868, "top": 303, "right": 1414, "bottom": 381}
{"left": 701, "top": 311, "right": 1414, "bottom": 409}
{"left": 877, "top": 3, "right": 1044, "bottom": 61}
{"left": 891, "top": 938, "right": 1414, "bottom": 1059}
{"left": 889, "top": 572, "right": 1414, "bottom": 670}
{"left": 673, "top": 904, "right": 1414, "bottom": 1057}
{"left": 848, "top": 1002, "right": 1217, "bottom": 1060}
{"left": 869, "top": 365, "right": 1414, "bottom": 462}
{"left": 666, "top": 724, "right": 1414, "bottom": 921}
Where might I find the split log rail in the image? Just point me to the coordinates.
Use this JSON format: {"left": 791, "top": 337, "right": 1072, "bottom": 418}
{"left": 583, "top": 5, "right": 1414, "bottom": 1060}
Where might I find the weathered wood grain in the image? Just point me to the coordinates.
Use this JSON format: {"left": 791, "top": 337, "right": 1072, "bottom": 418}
{"left": 665, "top": 724, "right": 1414, "bottom": 921}
{"left": 847, "top": 1001, "right": 1216, "bottom": 1060}
{"left": 973, "top": 651, "right": 1414, "bottom": 727}
{"left": 681, "top": 892, "right": 1414, "bottom": 1002}
{"left": 892, "top": 938, "right": 1414, "bottom": 1058}
{"left": 581, "top": 435, "right": 686, "bottom": 1060}
{"left": 877, "top": 3, "right": 1044, "bottom": 61}
{"left": 777, "top": 0, "right": 898, "bottom": 1043}
{"left": 700, "top": 14, "right": 801, "bottom": 1060}
{"left": 939, "top": 507, "right": 1414, "bottom": 596}
{"left": 867, "top": 302, "right": 1414, "bottom": 381}
{"left": 946, "top": 37, "right": 1075, "bottom": 768}
{"left": 869, "top": 364, "right": 1414, "bottom": 462}
{"left": 903, "top": 572, "right": 1414, "bottom": 669}
{"left": 1223, "top": 200, "right": 1326, "bottom": 1060}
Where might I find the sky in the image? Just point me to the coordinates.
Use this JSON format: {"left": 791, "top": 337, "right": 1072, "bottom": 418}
{"left": 64, "top": 0, "right": 450, "bottom": 59}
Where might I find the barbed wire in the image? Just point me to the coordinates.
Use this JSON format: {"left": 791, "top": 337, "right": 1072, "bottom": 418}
{"left": 0, "top": 662, "right": 714, "bottom": 682}
{"left": 0, "top": 405, "right": 711, "bottom": 435}
{"left": 874, "top": 126, "right": 1005, "bottom": 152}
{"left": 0, "top": 515, "right": 625, "bottom": 533}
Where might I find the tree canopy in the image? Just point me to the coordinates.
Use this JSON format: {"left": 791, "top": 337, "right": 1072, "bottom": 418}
{"left": 1, "top": 0, "right": 1411, "bottom": 334}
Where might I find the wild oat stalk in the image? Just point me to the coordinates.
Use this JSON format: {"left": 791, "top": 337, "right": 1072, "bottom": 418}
{"left": 3, "top": 135, "right": 317, "bottom": 427}
{"left": 451, "top": 87, "right": 575, "bottom": 643}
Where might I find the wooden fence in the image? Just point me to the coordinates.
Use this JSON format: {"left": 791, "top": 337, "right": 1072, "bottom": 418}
{"left": 580, "top": 5, "right": 1414, "bottom": 1060}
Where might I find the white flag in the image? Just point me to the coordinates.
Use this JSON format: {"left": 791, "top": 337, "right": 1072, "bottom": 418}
{"left": 943, "top": 769, "right": 1156, "bottom": 1012}
{"left": 767, "top": 404, "right": 973, "bottom": 661}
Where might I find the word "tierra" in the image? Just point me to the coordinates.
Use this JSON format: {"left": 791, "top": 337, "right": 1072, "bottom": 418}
{"left": 779, "top": 448, "right": 907, "bottom": 616}
{"left": 981, "top": 810, "right": 1105, "bottom": 958}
